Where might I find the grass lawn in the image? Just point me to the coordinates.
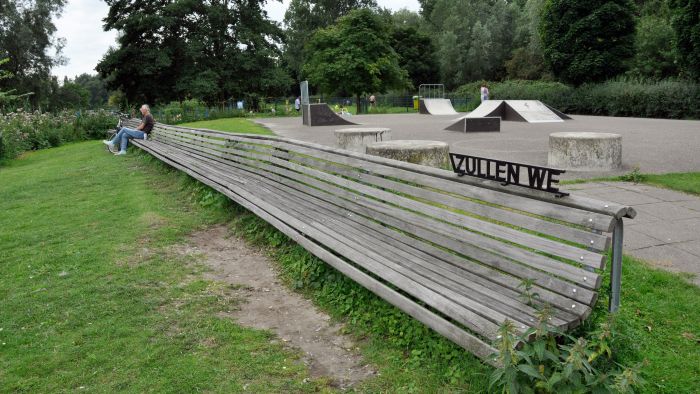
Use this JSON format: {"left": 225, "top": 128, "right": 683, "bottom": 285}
{"left": 2, "top": 142, "right": 699, "bottom": 392}
{"left": 0, "top": 143, "right": 319, "bottom": 392}
{"left": 564, "top": 171, "right": 700, "bottom": 196}
{"left": 178, "top": 118, "right": 274, "bottom": 135}
{"left": 642, "top": 172, "right": 700, "bottom": 195}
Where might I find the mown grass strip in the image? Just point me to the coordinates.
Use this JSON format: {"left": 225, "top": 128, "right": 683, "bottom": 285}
{"left": 178, "top": 118, "right": 274, "bottom": 135}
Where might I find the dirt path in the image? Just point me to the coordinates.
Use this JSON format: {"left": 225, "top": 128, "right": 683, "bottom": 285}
{"left": 175, "top": 225, "right": 375, "bottom": 389}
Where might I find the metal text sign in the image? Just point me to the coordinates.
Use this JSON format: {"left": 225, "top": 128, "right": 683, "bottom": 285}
{"left": 449, "top": 153, "right": 568, "bottom": 196}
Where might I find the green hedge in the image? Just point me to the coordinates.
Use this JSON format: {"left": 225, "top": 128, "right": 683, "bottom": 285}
{"left": 0, "top": 109, "right": 116, "bottom": 163}
{"left": 153, "top": 99, "right": 299, "bottom": 125}
{"left": 454, "top": 79, "right": 700, "bottom": 119}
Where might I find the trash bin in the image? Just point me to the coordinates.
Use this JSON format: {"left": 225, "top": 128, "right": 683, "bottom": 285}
{"left": 413, "top": 96, "right": 420, "bottom": 110}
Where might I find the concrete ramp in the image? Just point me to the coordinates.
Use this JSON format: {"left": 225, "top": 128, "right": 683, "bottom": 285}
{"left": 445, "top": 116, "right": 500, "bottom": 132}
{"left": 466, "top": 100, "right": 568, "bottom": 123}
{"left": 506, "top": 100, "right": 566, "bottom": 123}
{"left": 419, "top": 99, "right": 459, "bottom": 115}
{"left": 465, "top": 100, "right": 506, "bottom": 118}
{"left": 302, "top": 103, "right": 357, "bottom": 127}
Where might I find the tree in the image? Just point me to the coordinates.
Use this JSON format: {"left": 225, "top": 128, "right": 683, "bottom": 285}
{"left": 391, "top": 25, "right": 440, "bottom": 88}
{"left": 506, "top": 0, "right": 550, "bottom": 80}
{"left": 0, "top": 58, "right": 26, "bottom": 109}
{"left": 53, "top": 79, "right": 89, "bottom": 109}
{"left": 629, "top": 15, "right": 679, "bottom": 79}
{"left": 428, "top": 0, "right": 517, "bottom": 88}
{"left": 74, "top": 74, "right": 110, "bottom": 108}
{"left": 0, "top": 0, "right": 67, "bottom": 108}
{"left": 540, "top": 0, "right": 637, "bottom": 85}
{"left": 97, "top": 0, "right": 289, "bottom": 106}
{"left": 418, "top": 0, "right": 438, "bottom": 18}
{"left": 670, "top": 0, "right": 700, "bottom": 80}
{"left": 391, "top": 8, "right": 425, "bottom": 31}
{"left": 283, "top": 0, "right": 377, "bottom": 82}
{"left": 303, "top": 9, "right": 409, "bottom": 113}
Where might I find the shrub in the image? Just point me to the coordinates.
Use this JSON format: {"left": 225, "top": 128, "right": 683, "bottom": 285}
{"left": 490, "top": 304, "right": 645, "bottom": 393}
{"left": 0, "top": 109, "right": 116, "bottom": 163}
{"left": 453, "top": 78, "right": 700, "bottom": 119}
{"left": 152, "top": 99, "right": 298, "bottom": 125}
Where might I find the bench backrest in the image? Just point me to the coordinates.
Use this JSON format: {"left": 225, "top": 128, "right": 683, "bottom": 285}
{"left": 131, "top": 120, "right": 634, "bottom": 337}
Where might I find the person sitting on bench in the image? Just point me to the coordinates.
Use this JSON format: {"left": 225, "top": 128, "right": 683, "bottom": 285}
{"left": 104, "top": 104, "right": 155, "bottom": 155}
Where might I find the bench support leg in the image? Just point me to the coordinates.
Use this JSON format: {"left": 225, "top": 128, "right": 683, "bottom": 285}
{"left": 609, "top": 218, "right": 624, "bottom": 312}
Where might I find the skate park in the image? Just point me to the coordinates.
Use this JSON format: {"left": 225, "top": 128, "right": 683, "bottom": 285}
{"left": 257, "top": 111, "right": 700, "bottom": 180}
{"left": 261, "top": 88, "right": 700, "bottom": 285}
{"left": 287, "top": 82, "right": 700, "bottom": 179}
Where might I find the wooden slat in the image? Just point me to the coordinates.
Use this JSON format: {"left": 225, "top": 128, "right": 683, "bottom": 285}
{"left": 153, "top": 142, "right": 576, "bottom": 329}
{"left": 132, "top": 139, "right": 500, "bottom": 363}
{"left": 148, "top": 137, "right": 601, "bottom": 308}
{"left": 148, "top": 123, "right": 633, "bottom": 224}
{"left": 140, "top": 140, "right": 513, "bottom": 339}
{"left": 150, "top": 123, "right": 622, "bottom": 229}
{"left": 152, "top": 129, "right": 607, "bottom": 271}
{"left": 181, "top": 138, "right": 590, "bottom": 321}
{"left": 154, "top": 126, "right": 610, "bottom": 252}
{"left": 131, "top": 122, "right": 632, "bottom": 360}
{"left": 152, "top": 132, "right": 606, "bottom": 289}
{"left": 232, "top": 166, "right": 576, "bottom": 329}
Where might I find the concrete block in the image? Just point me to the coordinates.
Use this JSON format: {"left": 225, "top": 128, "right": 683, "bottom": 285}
{"left": 366, "top": 140, "right": 450, "bottom": 168}
{"left": 334, "top": 128, "right": 391, "bottom": 153}
{"left": 548, "top": 132, "right": 622, "bottom": 171}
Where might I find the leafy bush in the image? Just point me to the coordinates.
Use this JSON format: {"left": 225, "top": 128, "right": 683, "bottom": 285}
{"left": 490, "top": 305, "right": 644, "bottom": 393}
{"left": 454, "top": 79, "right": 700, "bottom": 119}
{"left": 0, "top": 109, "right": 116, "bottom": 163}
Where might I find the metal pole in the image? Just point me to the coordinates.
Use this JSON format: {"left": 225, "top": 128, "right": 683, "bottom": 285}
{"left": 609, "top": 218, "right": 624, "bottom": 312}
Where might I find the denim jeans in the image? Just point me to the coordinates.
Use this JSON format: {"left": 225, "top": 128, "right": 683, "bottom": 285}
{"left": 110, "top": 127, "right": 144, "bottom": 152}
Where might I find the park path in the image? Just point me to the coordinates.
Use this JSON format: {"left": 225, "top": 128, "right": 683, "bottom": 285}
{"left": 567, "top": 182, "right": 700, "bottom": 286}
{"left": 174, "top": 225, "right": 375, "bottom": 389}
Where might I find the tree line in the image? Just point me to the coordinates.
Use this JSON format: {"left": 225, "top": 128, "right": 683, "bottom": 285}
{"left": 1, "top": 0, "right": 698, "bottom": 111}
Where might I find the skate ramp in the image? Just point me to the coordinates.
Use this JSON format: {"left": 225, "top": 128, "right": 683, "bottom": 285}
{"left": 419, "top": 99, "right": 459, "bottom": 115}
{"left": 506, "top": 100, "right": 566, "bottom": 123}
{"left": 465, "top": 100, "right": 506, "bottom": 118}
{"left": 466, "top": 100, "right": 568, "bottom": 123}
{"left": 445, "top": 116, "right": 500, "bottom": 132}
{"left": 302, "top": 103, "right": 357, "bottom": 127}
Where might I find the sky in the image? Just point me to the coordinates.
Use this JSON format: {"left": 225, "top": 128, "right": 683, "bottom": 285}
{"left": 52, "top": 0, "right": 421, "bottom": 80}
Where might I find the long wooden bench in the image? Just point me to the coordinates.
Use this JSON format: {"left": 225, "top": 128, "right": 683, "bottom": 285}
{"left": 129, "top": 120, "right": 635, "bottom": 363}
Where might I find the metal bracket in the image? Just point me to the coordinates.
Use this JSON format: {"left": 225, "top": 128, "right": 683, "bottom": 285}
{"left": 609, "top": 218, "right": 624, "bottom": 312}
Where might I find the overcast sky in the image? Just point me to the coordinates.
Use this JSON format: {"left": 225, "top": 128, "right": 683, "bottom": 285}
{"left": 52, "top": 0, "right": 421, "bottom": 80}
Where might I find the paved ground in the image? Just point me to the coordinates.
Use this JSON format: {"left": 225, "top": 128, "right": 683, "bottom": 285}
{"left": 256, "top": 113, "right": 700, "bottom": 180}
{"left": 566, "top": 182, "right": 700, "bottom": 286}
{"left": 256, "top": 113, "right": 700, "bottom": 285}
